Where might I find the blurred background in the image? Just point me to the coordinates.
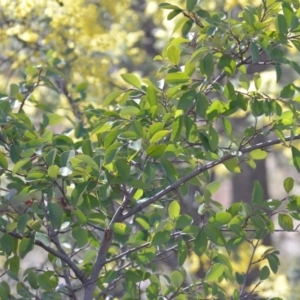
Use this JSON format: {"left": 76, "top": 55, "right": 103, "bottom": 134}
{"left": 1, "top": 0, "right": 300, "bottom": 298}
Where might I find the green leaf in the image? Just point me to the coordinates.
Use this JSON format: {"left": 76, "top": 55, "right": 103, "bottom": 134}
{"left": 47, "top": 113, "right": 63, "bottom": 125}
{"left": 175, "top": 214, "right": 193, "bottom": 229}
{"left": 291, "top": 146, "right": 300, "bottom": 172}
{"left": 205, "top": 224, "right": 226, "bottom": 246}
{"left": 196, "top": 93, "right": 209, "bottom": 118}
{"left": 201, "top": 53, "right": 214, "bottom": 78}
{"left": 103, "top": 91, "right": 123, "bottom": 106}
{"left": 278, "top": 213, "right": 293, "bottom": 231}
{"left": 115, "top": 158, "right": 130, "bottom": 181}
{"left": 37, "top": 271, "right": 57, "bottom": 291}
{"left": 253, "top": 73, "right": 262, "bottom": 90}
{"left": 194, "top": 229, "right": 207, "bottom": 255}
{"left": 147, "top": 85, "right": 158, "bottom": 106}
{"left": 168, "top": 200, "right": 180, "bottom": 220}
{"left": 149, "top": 130, "right": 170, "bottom": 144}
{"left": 121, "top": 73, "right": 141, "bottom": 89}
{"left": 71, "top": 182, "right": 88, "bottom": 206}
{"left": 275, "top": 14, "right": 287, "bottom": 34}
{"left": 239, "top": 74, "right": 250, "bottom": 90}
{"left": 104, "top": 142, "right": 122, "bottom": 164}
{"left": 267, "top": 253, "right": 280, "bottom": 274}
{"left": 217, "top": 56, "right": 236, "bottom": 76}
{"left": 0, "top": 234, "right": 14, "bottom": 255}
{"left": 111, "top": 223, "right": 131, "bottom": 235}
{"left": 260, "top": 266, "right": 270, "bottom": 280}
{"left": 280, "top": 84, "right": 295, "bottom": 98}
{"left": 208, "top": 126, "right": 219, "bottom": 152}
{"left": 17, "top": 214, "right": 30, "bottom": 235}
{"left": 171, "top": 270, "right": 183, "bottom": 288}
{"left": 275, "top": 64, "right": 282, "bottom": 83}
{"left": 250, "top": 42, "right": 259, "bottom": 64}
{"left": 282, "top": 3, "right": 294, "bottom": 27}
{"left": 48, "top": 165, "right": 59, "bottom": 179}
{"left": 186, "top": 0, "right": 198, "bottom": 11}
{"left": 181, "top": 19, "right": 194, "bottom": 37}
{"left": 167, "top": 45, "right": 180, "bottom": 65}
{"left": 19, "top": 234, "right": 35, "bottom": 259}
{"left": 211, "top": 212, "right": 232, "bottom": 225}
{"left": 45, "top": 149, "right": 57, "bottom": 166}
{"left": 120, "top": 106, "right": 140, "bottom": 118}
{"left": 167, "top": 9, "right": 183, "bottom": 20}
{"left": 12, "top": 158, "right": 31, "bottom": 175}
{"left": 72, "top": 227, "right": 88, "bottom": 247}
{"left": 250, "top": 149, "right": 268, "bottom": 160}
{"left": 48, "top": 202, "right": 63, "bottom": 230}
{"left": 136, "top": 247, "right": 156, "bottom": 265}
{"left": 178, "top": 90, "right": 196, "bottom": 111}
{"left": 159, "top": 3, "right": 181, "bottom": 10}
{"left": 289, "top": 61, "right": 300, "bottom": 75}
{"left": 171, "top": 115, "right": 183, "bottom": 141}
{"left": 205, "top": 263, "right": 224, "bottom": 281}
{"left": 251, "top": 99, "right": 264, "bottom": 116}
{"left": 151, "top": 230, "right": 171, "bottom": 246}
{"left": 223, "top": 157, "right": 241, "bottom": 173}
{"left": 146, "top": 144, "right": 167, "bottom": 159}
{"left": 206, "top": 181, "right": 221, "bottom": 195}
{"left": 82, "top": 139, "right": 93, "bottom": 157}
{"left": 252, "top": 180, "right": 264, "bottom": 204}
{"left": 0, "top": 152, "right": 8, "bottom": 169}
{"left": 177, "top": 239, "right": 188, "bottom": 266}
{"left": 132, "top": 120, "right": 144, "bottom": 138}
{"left": 125, "top": 269, "right": 144, "bottom": 283}
{"left": 165, "top": 72, "right": 190, "bottom": 85}
{"left": 284, "top": 177, "right": 294, "bottom": 193}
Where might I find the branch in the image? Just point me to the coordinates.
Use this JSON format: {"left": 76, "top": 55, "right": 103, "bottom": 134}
{"left": 83, "top": 227, "right": 113, "bottom": 300}
{"left": 121, "top": 134, "right": 300, "bottom": 221}
{"left": 18, "top": 68, "right": 43, "bottom": 113}
{"left": 0, "top": 229, "right": 86, "bottom": 283}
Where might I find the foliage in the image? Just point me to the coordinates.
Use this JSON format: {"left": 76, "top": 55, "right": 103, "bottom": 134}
{"left": 0, "top": 0, "right": 300, "bottom": 299}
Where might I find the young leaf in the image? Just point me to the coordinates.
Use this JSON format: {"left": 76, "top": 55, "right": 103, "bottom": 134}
{"left": 167, "top": 45, "right": 180, "bottom": 65}
{"left": 121, "top": 73, "right": 141, "bottom": 89}
{"left": 253, "top": 73, "right": 262, "bottom": 90}
{"left": 168, "top": 200, "right": 180, "bottom": 220}
{"left": 165, "top": 72, "right": 190, "bottom": 85}
{"left": 205, "top": 263, "right": 224, "bottom": 281}
{"left": 284, "top": 177, "right": 294, "bottom": 193}
{"left": 278, "top": 213, "right": 293, "bottom": 231}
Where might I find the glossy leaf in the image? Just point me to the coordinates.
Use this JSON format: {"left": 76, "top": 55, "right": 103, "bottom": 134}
{"left": 284, "top": 177, "right": 294, "bottom": 193}
{"left": 165, "top": 72, "right": 190, "bottom": 85}
{"left": 121, "top": 73, "right": 141, "bottom": 89}
{"left": 278, "top": 213, "right": 293, "bottom": 231}
{"left": 168, "top": 200, "right": 180, "bottom": 220}
{"left": 206, "top": 263, "right": 224, "bottom": 281}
